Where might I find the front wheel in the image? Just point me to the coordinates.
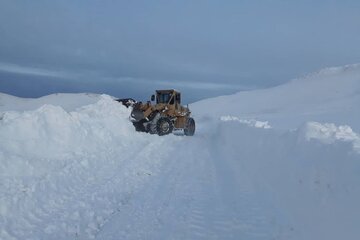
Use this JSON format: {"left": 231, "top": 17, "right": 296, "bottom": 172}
{"left": 156, "top": 117, "right": 174, "bottom": 136}
{"left": 184, "top": 117, "right": 195, "bottom": 136}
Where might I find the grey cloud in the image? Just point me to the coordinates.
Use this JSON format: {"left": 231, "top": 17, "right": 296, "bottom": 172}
{"left": 0, "top": 0, "right": 360, "bottom": 102}
{"left": 0, "top": 62, "right": 76, "bottom": 79}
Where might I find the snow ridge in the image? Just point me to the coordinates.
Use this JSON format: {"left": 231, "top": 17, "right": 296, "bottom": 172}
{"left": 220, "top": 115, "right": 272, "bottom": 129}
{"left": 303, "top": 122, "right": 360, "bottom": 153}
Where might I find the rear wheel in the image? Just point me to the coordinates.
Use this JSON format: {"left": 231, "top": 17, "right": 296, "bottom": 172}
{"left": 184, "top": 117, "right": 195, "bottom": 136}
{"left": 156, "top": 117, "right": 174, "bottom": 136}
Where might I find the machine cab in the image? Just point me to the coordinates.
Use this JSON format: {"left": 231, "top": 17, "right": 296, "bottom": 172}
{"left": 155, "top": 90, "right": 181, "bottom": 105}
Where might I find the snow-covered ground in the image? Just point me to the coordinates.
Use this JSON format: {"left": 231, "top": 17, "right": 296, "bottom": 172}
{"left": 0, "top": 64, "right": 360, "bottom": 240}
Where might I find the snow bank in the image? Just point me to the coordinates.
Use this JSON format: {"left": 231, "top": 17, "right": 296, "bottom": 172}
{"left": 0, "top": 95, "right": 175, "bottom": 239}
{"left": 0, "top": 92, "right": 100, "bottom": 112}
{"left": 302, "top": 122, "right": 360, "bottom": 153}
{"left": 220, "top": 115, "right": 272, "bottom": 129}
{"left": 212, "top": 119, "right": 360, "bottom": 240}
{"left": 0, "top": 95, "right": 131, "bottom": 161}
{"left": 192, "top": 63, "right": 360, "bottom": 131}
{"left": 307, "top": 63, "right": 360, "bottom": 78}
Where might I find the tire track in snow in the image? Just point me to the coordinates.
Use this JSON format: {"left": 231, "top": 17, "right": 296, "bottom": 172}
{"left": 95, "top": 121, "right": 278, "bottom": 240}
{"left": 181, "top": 136, "right": 270, "bottom": 239}
{"left": 180, "top": 127, "right": 275, "bottom": 240}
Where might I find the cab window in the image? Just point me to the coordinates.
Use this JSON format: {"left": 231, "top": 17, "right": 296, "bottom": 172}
{"left": 175, "top": 93, "right": 181, "bottom": 104}
{"left": 157, "top": 93, "right": 171, "bottom": 104}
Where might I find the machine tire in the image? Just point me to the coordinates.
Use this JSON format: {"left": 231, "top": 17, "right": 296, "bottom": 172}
{"left": 146, "top": 123, "right": 157, "bottom": 134}
{"left": 184, "top": 117, "right": 195, "bottom": 136}
{"left": 156, "top": 117, "right": 174, "bottom": 136}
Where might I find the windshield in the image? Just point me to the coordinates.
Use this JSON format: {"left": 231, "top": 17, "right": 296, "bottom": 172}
{"left": 157, "top": 93, "right": 172, "bottom": 104}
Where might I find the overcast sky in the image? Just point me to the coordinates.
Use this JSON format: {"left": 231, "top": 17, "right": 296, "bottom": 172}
{"left": 0, "top": 0, "right": 359, "bottom": 103}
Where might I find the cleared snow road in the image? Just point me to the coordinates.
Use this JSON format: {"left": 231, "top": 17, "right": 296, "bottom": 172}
{"left": 95, "top": 123, "right": 279, "bottom": 240}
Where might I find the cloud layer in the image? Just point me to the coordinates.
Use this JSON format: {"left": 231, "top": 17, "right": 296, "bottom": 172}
{"left": 1, "top": 0, "right": 360, "bottom": 101}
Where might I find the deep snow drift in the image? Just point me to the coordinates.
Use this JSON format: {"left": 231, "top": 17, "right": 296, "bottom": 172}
{"left": 1, "top": 64, "right": 360, "bottom": 240}
{"left": 193, "top": 63, "right": 360, "bottom": 131}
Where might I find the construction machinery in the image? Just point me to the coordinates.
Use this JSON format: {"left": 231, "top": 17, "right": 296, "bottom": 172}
{"left": 123, "top": 89, "right": 195, "bottom": 136}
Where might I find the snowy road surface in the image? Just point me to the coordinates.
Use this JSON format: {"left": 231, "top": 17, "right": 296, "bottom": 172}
{"left": 96, "top": 126, "right": 277, "bottom": 240}
{"left": 1, "top": 64, "right": 360, "bottom": 239}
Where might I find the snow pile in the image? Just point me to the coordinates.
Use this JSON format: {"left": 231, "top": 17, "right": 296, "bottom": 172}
{"left": 213, "top": 120, "right": 360, "bottom": 240}
{"left": 0, "top": 95, "right": 131, "bottom": 160}
{"left": 302, "top": 122, "right": 360, "bottom": 153}
{"left": 192, "top": 63, "right": 360, "bottom": 131}
{"left": 0, "top": 92, "right": 100, "bottom": 112}
{"left": 220, "top": 115, "right": 271, "bottom": 129}
{"left": 0, "top": 95, "right": 179, "bottom": 239}
{"left": 309, "top": 63, "right": 360, "bottom": 77}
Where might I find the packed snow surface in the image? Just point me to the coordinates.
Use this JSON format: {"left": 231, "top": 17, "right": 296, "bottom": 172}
{"left": 0, "top": 64, "right": 360, "bottom": 240}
